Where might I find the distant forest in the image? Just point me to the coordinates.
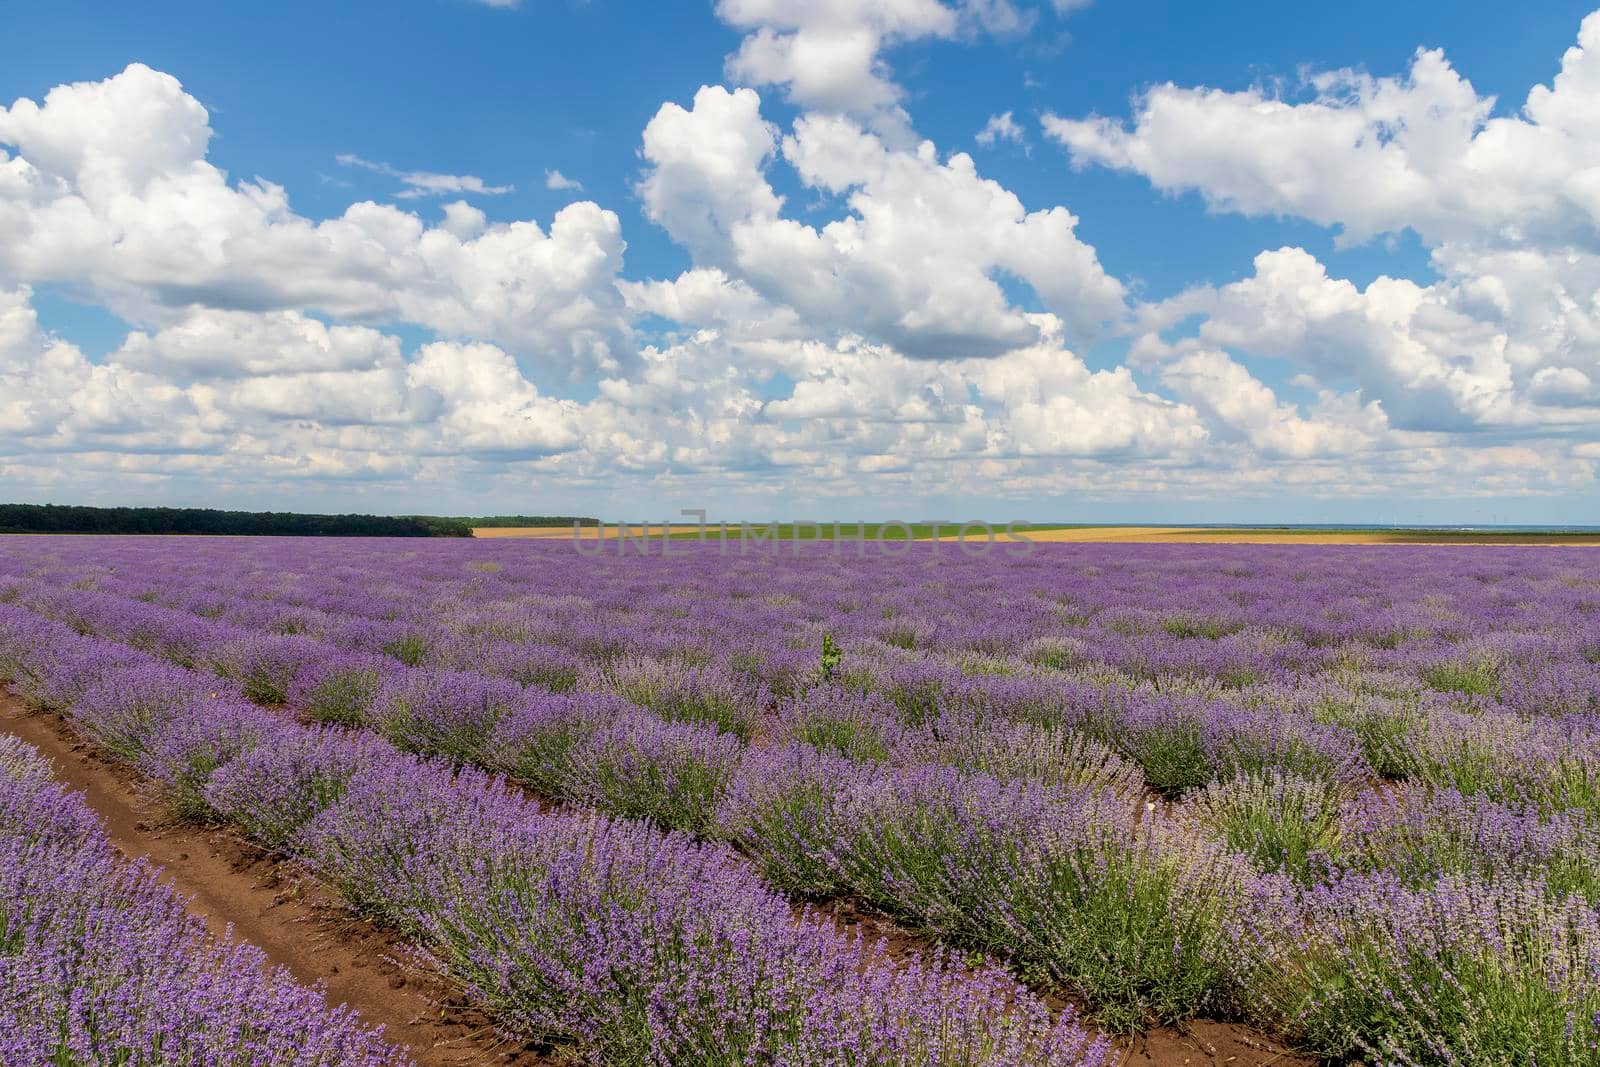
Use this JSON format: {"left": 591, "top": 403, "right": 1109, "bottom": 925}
{"left": 0, "top": 504, "right": 595, "bottom": 537}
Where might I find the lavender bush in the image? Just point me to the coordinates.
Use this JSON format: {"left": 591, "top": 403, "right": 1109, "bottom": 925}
{"left": 1339, "top": 785, "right": 1600, "bottom": 903}
{"left": 370, "top": 668, "right": 522, "bottom": 763}
{"left": 910, "top": 713, "right": 1145, "bottom": 797}
{"left": 561, "top": 707, "right": 744, "bottom": 833}
{"left": 486, "top": 689, "right": 637, "bottom": 795}
{"left": 771, "top": 684, "right": 906, "bottom": 761}
{"left": 598, "top": 654, "right": 767, "bottom": 740}
{"left": 208, "top": 633, "right": 328, "bottom": 705}
{"left": 287, "top": 653, "right": 388, "bottom": 725}
{"left": 298, "top": 744, "right": 1111, "bottom": 1064}
{"left": 75, "top": 659, "right": 233, "bottom": 761}
{"left": 1244, "top": 870, "right": 1600, "bottom": 1063}
{"left": 0, "top": 736, "right": 407, "bottom": 1066}
{"left": 719, "top": 744, "right": 1248, "bottom": 1032}
{"left": 1183, "top": 770, "right": 1345, "bottom": 881}
{"left": 136, "top": 698, "right": 285, "bottom": 818}
{"left": 205, "top": 726, "right": 397, "bottom": 848}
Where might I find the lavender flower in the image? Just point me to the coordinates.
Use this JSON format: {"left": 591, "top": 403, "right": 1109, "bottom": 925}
{"left": 0, "top": 736, "right": 407, "bottom": 1066}
{"left": 1245, "top": 869, "right": 1600, "bottom": 1061}
{"left": 719, "top": 742, "right": 1246, "bottom": 1032}
{"left": 136, "top": 699, "right": 286, "bottom": 819}
{"left": 1183, "top": 770, "right": 1346, "bottom": 880}
{"left": 771, "top": 684, "right": 907, "bottom": 761}
{"left": 370, "top": 668, "right": 522, "bottom": 763}
{"left": 287, "top": 653, "right": 389, "bottom": 725}
{"left": 598, "top": 654, "right": 768, "bottom": 739}
{"left": 562, "top": 707, "right": 744, "bottom": 833}
{"left": 208, "top": 633, "right": 330, "bottom": 705}
{"left": 486, "top": 689, "right": 638, "bottom": 795}
{"left": 205, "top": 726, "right": 397, "bottom": 848}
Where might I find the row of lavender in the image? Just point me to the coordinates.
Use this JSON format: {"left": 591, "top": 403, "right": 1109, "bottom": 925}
{"left": 2, "top": 538, "right": 1599, "bottom": 1060}
{"left": 6, "top": 538, "right": 1597, "bottom": 718}
{"left": 0, "top": 601, "right": 1110, "bottom": 1066}
{"left": 7, "top": 541, "right": 1599, "bottom": 853}
{"left": 8, "top": 544, "right": 1599, "bottom": 815}
{"left": 0, "top": 733, "right": 406, "bottom": 1065}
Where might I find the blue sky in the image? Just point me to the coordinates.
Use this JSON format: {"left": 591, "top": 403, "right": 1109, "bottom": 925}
{"left": 3, "top": 1, "right": 1600, "bottom": 523}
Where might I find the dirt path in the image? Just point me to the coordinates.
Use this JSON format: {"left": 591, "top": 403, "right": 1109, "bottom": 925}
{"left": 1111, "top": 1021, "right": 1310, "bottom": 1067}
{"left": 0, "top": 694, "right": 554, "bottom": 1067}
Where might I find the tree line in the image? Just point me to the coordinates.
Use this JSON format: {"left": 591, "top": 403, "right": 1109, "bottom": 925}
{"left": 0, "top": 504, "right": 470, "bottom": 537}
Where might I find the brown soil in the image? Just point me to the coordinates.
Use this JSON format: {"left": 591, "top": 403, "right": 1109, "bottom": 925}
{"left": 0, "top": 694, "right": 561, "bottom": 1067}
{"left": 1111, "top": 1021, "right": 1310, "bottom": 1067}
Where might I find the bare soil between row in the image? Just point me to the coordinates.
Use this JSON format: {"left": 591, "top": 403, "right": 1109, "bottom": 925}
{"left": 1, "top": 691, "right": 1315, "bottom": 1067}
{"left": 0, "top": 693, "right": 556, "bottom": 1067}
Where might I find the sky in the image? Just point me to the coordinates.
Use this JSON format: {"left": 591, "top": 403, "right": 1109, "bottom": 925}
{"left": 3, "top": 1, "right": 1600, "bottom": 524}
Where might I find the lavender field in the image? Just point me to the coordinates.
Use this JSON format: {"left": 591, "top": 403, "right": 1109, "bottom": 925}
{"left": 2, "top": 536, "right": 1599, "bottom": 1064}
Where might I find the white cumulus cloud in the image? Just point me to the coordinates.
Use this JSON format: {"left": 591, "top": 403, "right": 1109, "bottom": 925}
{"left": 4, "top": 7, "right": 1600, "bottom": 516}
{"left": 545, "top": 168, "right": 583, "bottom": 191}
{"left": 0, "top": 64, "right": 631, "bottom": 375}
{"left": 1043, "top": 12, "right": 1600, "bottom": 251}
{"left": 976, "top": 110, "right": 1026, "bottom": 147}
{"left": 715, "top": 0, "right": 1036, "bottom": 139}
{"left": 640, "top": 85, "right": 1125, "bottom": 357}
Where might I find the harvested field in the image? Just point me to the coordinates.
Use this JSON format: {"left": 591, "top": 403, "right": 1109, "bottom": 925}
{"left": 474, "top": 524, "right": 700, "bottom": 539}
{"left": 1005, "top": 527, "right": 1600, "bottom": 545}
{"left": 472, "top": 523, "right": 1600, "bottom": 545}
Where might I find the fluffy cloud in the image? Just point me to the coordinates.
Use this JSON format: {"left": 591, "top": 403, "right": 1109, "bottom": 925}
{"left": 1157, "top": 349, "right": 1392, "bottom": 458}
{"left": 115, "top": 309, "right": 402, "bottom": 381}
{"left": 1049, "top": 13, "right": 1600, "bottom": 444}
{"left": 636, "top": 86, "right": 784, "bottom": 262}
{"left": 1135, "top": 244, "right": 1600, "bottom": 433}
{"left": 0, "top": 285, "right": 97, "bottom": 438}
{"left": 407, "top": 342, "right": 583, "bottom": 456}
{"left": 717, "top": 0, "right": 991, "bottom": 137}
{"left": 544, "top": 169, "right": 583, "bottom": 192}
{"left": 976, "top": 111, "right": 1026, "bottom": 147}
{"left": 0, "top": 285, "right": 588, "bottom": 469}
{"left": 713, "top": 0, "right": 1062, "bottom": 143}
{"left": 438, "top": 200, "right": 487, "bottom": 240}
{"left": 0, "top": 286, "right": 197, "bottom": 449}
{"left": 6, "top": 10, "right": 1600, "bottom": 515}
{"left": 0, "top": 64, "right": 632, "bottom": 375}
{"left": 620, "top": 268, "right": 804, "bottom": 341}
{"left": 640, "top": 86, "right": 1125, "bottom": 357}
{"left": 967, "top": 344, "right": 1207, "bottom": 457}
{"left": 1043, "top": 12, "right": 1600, "bottom": 251}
